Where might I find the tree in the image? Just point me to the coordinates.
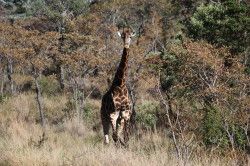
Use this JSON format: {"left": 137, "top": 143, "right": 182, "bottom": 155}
{"left": 187, "top": 0, "right": 250, "bottom": 53}
{"left": 158, "top": 39, "right": 250, "bottom": 150}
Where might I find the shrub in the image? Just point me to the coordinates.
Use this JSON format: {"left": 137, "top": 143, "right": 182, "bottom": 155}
{"left": 203, "top": 107, "right": 228, "bottom": 147}
{"left": 203, "top": 106, "right": 247, "bottom": 149}
{"left": 136, "top": 101, "right": 159, "bottom": 130}
{"left": 0, "top": 94, "right": 10, "bottom": 103}
{"left": 187, "top": 1, "right": 249, "bottom": 53}
{"left": 82, "top": 103, "right": 96, "bottom": 123}
{"left": 228, "top": 124, "right": 247, "bottom": 149}
{"left": 36, "top": 76, "right": 61, "bottom": 96}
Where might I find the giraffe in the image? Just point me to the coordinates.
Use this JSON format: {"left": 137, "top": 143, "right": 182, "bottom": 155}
{"left": 100, "top": 27, "right": 136, "bottom": 145}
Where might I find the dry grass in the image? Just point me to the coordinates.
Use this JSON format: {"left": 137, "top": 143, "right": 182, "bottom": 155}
{"left": 0, "top": 94, "right": 247, "bottom": 166}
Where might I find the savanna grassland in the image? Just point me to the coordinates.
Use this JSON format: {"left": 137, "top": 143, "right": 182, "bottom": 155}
{"left": 0, "top": 0, "right": 250, "bottom": 165}
{"left": 0, "top": 93, "right": 246, "bottom": 166}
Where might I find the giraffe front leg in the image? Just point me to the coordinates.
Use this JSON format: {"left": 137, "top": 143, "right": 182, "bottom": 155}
{"left": 101, "top": 114, "right": 110, "bottom": 144}
{"left": 110, "top": 111, "right": 119, "bottom": 143}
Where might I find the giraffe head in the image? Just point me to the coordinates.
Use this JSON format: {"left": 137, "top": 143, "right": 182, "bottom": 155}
{"left": 117, "top": 27, "right": 136, "bottom": 48}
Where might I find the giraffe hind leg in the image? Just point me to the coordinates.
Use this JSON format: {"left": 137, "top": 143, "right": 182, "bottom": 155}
{"left": 124, "top": 120, "right": 130, "bottom": 144}
{"left": 121, "top": 108, "right": 132, "bottom": 145}
{"left": 116, "top": 118, "right": 127, "bottom": 146}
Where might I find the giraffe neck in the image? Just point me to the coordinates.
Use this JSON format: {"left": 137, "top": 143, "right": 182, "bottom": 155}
{"left": 111, "top": 47, "right": 129, "bottom": 89}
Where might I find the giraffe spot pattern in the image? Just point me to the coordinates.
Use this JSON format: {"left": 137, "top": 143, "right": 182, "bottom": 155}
{"left": 101, "top": 41, "right": 133, "bottom": 144}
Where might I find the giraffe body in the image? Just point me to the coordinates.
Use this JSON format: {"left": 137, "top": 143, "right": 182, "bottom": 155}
{"left": 101, "top": 28, "right": 135, "bottom": 145}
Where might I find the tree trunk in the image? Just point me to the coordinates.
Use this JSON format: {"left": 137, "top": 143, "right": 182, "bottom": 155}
{"left": 58, "top": 24, "right": 65, "bottom": 90}
{"left": 59, "top": 66, "right": 65, "bottom": 90}
{"left": 157, "top": 73, "right": 181, "bottom": 159}
{"left": 7, "top": 58, "right": 14, "bottom": 94}
{"left": 0, "top": 73, "right": 4, "bottom": 96}
{"left": 72, "top": 79, "right": 80, "bottom": 120}
{"left": 74, "top": 84, "right": 79, "bottom": 119}
{"left": 128, "top": 64, "right": 142, "bottom": 134}
{"left": 34, "top": 73, "right": 45, "bottom": 127}
{"left": 79, "top": 88, "right": 84, "bottom": 118}
{"left": 128, "top": 83, "right": 137, "bottom": 131}
{"left": 72, "top": 76, "right": 85, "bottom": 121}
{"left": 0, "top": 59, "right": 4, "bottom": 96}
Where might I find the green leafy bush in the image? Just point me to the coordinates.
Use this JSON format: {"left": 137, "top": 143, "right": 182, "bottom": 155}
{"left": 227, "top": 124, "right": 247, "bottom": 149}
{"left": 187, "top": 1, "right": 249, "bottom": 53}
{"left": 203, "top": 107, "right": 228, "bottom": 147}
{"left": 203, "top": 106, "right": 247, "bottom": 149}
{"left": 0, "top": 94, "right": 10, "bottom": 103}
{"left": 27, "top": 0, "right": 90, "bottom": 18}
{"left": 83, "top": 103, "right": 96, "bottom": 123}
{"left": 37, "top": 76, "right": 61, "bottom": 96}
{"left": 136, "top": 101, "right": 159, "bottom": 130}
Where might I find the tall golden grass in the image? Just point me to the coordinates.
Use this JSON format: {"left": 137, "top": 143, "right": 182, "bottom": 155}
{"left": 0, "top": 94, "right": 247, "bottom": 166}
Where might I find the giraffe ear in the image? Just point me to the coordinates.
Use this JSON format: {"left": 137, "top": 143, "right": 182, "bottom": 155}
{"left": 117, "top": 31, "right": 122, "bottom": 37}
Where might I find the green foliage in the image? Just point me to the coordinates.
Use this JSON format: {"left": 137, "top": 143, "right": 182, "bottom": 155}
{"left": 1, "top": 0, "right": 28, "bottom": 16}
{"left": 187, "top": 0, "right": 250, "bottom": 53}
{"left": 62, "top": 100, "right": 97, "bottom": 124}
{"left": 203, "top": 107, "right": 228, "bottom": 147}
{"left": 82, "top": 103, "right": 96, "bottom": 123}
{"left": 37, "top": 76, "right": 61, "bottom": 96}
{"left": 27, "top": 0, "right": 90, "bottom": 18}
{"left": 136, "top": 101, "right": 159, "bottom": 130}
{"left": 26, "top": 0, "right": 52, "bottom": 17}
{"left": 160, "top": 46, "right": 190, "bottom": 97}
{"left": 203, "top": 107, "right": 247, "bottom": 149}
{"left": 64, "top": 0, "right": 90, "bottom": 16}
{"left": 0, "top": 94, "right": 10, "bottom": 103}
{"left": 160, "top": 52, "right": 179, "bottom": 91}
{"left": 245, "top": 66, "right": 250, "bottom": 74}
{"left": 232, "top": 125, "right": 247, "bottom": 148}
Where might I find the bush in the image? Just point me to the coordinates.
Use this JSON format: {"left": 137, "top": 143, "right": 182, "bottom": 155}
{"left": 187, "top": 1, "right": 249, "bottom": 53}
{"left": 203, "top": 107, "right": 228, "bottom": 147}
{"left": 36, "top": 76, "right": 61, "bottom": 96}
{"left": 203, "top": 106, "right": 247, "bottom": 149}
{"left": 136, "top": 101, "right": 159, "bottom": 130}
{"left": 224, "top": 124, "right": 247, "bottom": 150}
{"left": 0, "top": 94, "right": 11, "bottom": 103}
{"left": 82, "top": 103, "right": 97, "bottom": 123}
